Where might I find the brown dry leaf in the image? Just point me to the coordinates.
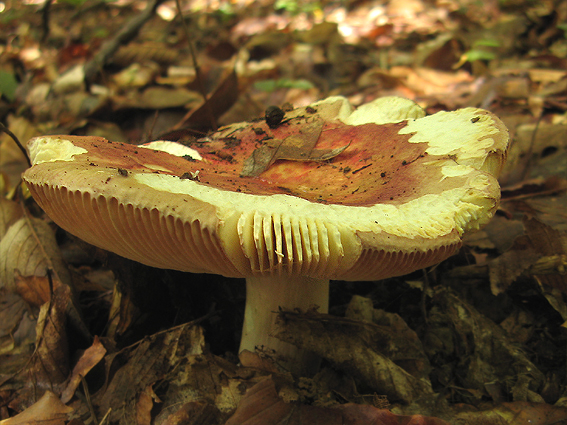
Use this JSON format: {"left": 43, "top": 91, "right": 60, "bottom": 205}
{"left": 113, "top": 86, "right": 204, "bottom": 110}
{"left": 241, "top": 116, "right": 349, "bottom": 177}
{"left": 425, "top": 288, "right": 544, "bottom": 397}
{"left": 489, "top": 216, "right": 567, "bottom": 301}
{"left": 521, "top": 218, "right": 567, "bottom": 321}
{"left": 488, "top": 234, "right": 543, "bottom": 295}
{"left": 274, "top": 309, "right": 433, "bottom": 403}
{"left": 172, "top": 67, "right": 239, "bottom": 133}
{"left": 136, "top": 385, "right": 157, "bottom": 425}
{"left": 0, "top": 215, "right": 71, "bottom": 292}
{"left": 345, "top": 295, "right": 431, "bottom": 380}
{"left": 0, "top": 390, "right": 73, "bottom": 425}
{"left": 112, "top": 42, "right": 179, "bottom": 67}
{"left": 502, "top": 120, "right": 567, "bottom": 184}
{"left": 160, "top": 401, "right": 223, "bottom": 425}
{"left": 225, "top": 378, "right": 449, "bottom": 425}
{"left": 61, "top": 336, "right": 107, "bottom": 403}
{"left": 501, "top": 176, "right": 567, "bottom": 201}
{"left": 0, "top": 288, "right": 32, "bottom": 360}
{"left": 14, "top": 273, "right": 59, "bottom": 309}
{"left": 0, "top": 115, "right": 38, "bottom": 181}
{"left": 454, "top": 401, "right": 567, "bottom": 425}
{"left": 31, "top": 284, "right": 71, "bottom": 387}
{"left": 94, "top": 323, "right": 206, "bottom": 425}
{"left": 0, "top": 199, "right": 23, "bottom": 240}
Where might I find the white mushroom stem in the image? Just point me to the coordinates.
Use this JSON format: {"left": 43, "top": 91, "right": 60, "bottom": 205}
{"left": 240, "top": 275, "right": 329, "bottom": 375}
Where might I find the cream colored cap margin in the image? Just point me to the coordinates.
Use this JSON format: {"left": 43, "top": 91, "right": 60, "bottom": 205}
{"left": 25, "top": 96, "right": 508, "bottom": 281}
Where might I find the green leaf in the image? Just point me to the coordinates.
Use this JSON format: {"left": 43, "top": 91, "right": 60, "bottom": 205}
{"left": 254, "top": 78, "right": 314, "bottom": 93}
{"left": 0, "top": 70, "right": 18, "bottom": 102}
{"left": 473, "top": 39, "right": 500, "bottom": 48}
{"left": 464, "top": 49, "right": 497, "bottom": 62}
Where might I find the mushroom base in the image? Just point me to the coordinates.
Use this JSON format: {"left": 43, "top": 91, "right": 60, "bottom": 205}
{"left": 240, "top": 275, "right": 329, "bottom": 375}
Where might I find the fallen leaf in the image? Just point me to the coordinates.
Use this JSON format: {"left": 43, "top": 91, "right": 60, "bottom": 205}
{"left": 61, "top": 336, "right": 107, "bottom": 403}
{"left": 225, "top": 378, "right": 449, "bottom": 425}
{"left": 94, "top": 323, "right": 206, "bottom": 425}
{"left": 274, "top": 309, "right": 433, "bottom": 403}
{"left": 31, "top": 284, "right": 72, "bottom": 386}
{"left": 172, "top": 66, "right": 239, "bottom": 132}
{"left": 241, "top": 116, "right": 349, "bottom": 177}
{"left": 489, "top": 216, "right": 567, "bottom": 301}
{"left": 0, "top": 391, "right": 73, "bottom": 425}
{"left": 14, "top": 273, "right": 59, "bottom": 309}
{"left": 454, "top": 401, "right": 567, "bottom": 425}
{"left": 425, "top": 288, "right": 544, "bottom": 396}
{"left": 345, "top": 295, "right": 431, "bottom": 380}
{"left": 0, "top": 288, "right": 31, "bottom": 359}
{"left": 0, "top": 199, "right": 23, "bottom": 240}
{"left": 160, "top": 401, "right": 223, "bottom": 425}
{"left": 0, "top": 215, "right": 71, "bottom": 292}
{"left": 136, "top": 385, "right": 156, "bottom": 425}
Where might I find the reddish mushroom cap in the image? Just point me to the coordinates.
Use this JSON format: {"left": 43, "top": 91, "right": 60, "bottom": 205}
{"left": 22, "top": 96, "right": 509, "bottom": 281}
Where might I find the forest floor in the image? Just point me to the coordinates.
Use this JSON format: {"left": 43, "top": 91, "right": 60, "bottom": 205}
{"left": 1, "top": 0, "right": 567, "bottom": 424}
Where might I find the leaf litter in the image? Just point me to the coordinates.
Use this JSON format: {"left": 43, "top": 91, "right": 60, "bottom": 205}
{"left": 1, "top": 0, "right": 567, "bottom": 423}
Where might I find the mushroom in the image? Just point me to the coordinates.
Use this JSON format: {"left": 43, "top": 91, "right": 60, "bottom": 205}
{"left": 22, "top": 96, "right": 509, "bottom": 375}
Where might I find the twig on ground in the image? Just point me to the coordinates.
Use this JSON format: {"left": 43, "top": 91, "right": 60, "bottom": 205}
{"left": 83, "top": 0, "right": 166, "bottom": 85}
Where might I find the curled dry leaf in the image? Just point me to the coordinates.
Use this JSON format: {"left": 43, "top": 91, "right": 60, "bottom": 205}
{"left": 0, "top": 390, "right": 73, "bottom": 425}
{"left": 241, "top": 115, "right": 350, "bottom": 177}
{"left": 32, "top": 284, "right": 71, "bottom": 386}
{"left": 14, "top": 273, "right": 60, "bottom": 309}
{"left": 0, "top": 215, "right": 71, "bottom": 292}
{"left": 61, "top": 336, "right": 107, "bottom": 403}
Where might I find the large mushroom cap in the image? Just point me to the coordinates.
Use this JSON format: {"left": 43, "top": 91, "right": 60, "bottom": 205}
{"left": 23, "top": 96, "right": 509, "bottom": 375}
{"left": 23, "top": 96, "right": 508, "bottom": 282}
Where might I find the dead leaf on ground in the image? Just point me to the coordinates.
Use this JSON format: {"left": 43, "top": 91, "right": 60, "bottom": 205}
{"left": 113, "top": 86, "right": 204, "bottom": 110}
{"left": 489, "top": 216, "right": 567, "bottom": 300}
{"left": 454, "top": 401, "right": 567, "bottom": 425}
{"left": 225, "top": 377, "right": 449, "bottom": 425}
{"left": 0, "top": 215, "right": 71, "bottom": 292}
{"left": 274, "top": 309, "right": 434, "bottom": 403}
{"left": 93, "top": 323, "right": 206, "bottom": 425}
{"left": 0, "top": 288, "right": 33, "bottom": 363}
{"left": 425, "top": 288, "right": 544, "bottom": 399}
{"left": 0, "top": 390, "right": 73, "bottom": 425}
{"left": 171, "top": 66, "right": 239, "bottom": 133}
{"left": 4, "top": 284, "right": 73, "bottom": 414}
{"left": 160, "top": 400, "right": 223, "bottom": 425}
{"left": 501, "top": 176, "right": 567, "bottom": 201}
{"left": 31, "top": 284, "right": 71, "bottom": 387}
{"left": 345, "top": 295, "right": 431, "bottom": 380}
{"left": 0, "top": 199, "right": 22, "bottom": 240}
{"left": 61, "top": 336, "right": 107, "bottom": 404}
{"left": 14, "top": 273, "right": 61, "bottom": 310}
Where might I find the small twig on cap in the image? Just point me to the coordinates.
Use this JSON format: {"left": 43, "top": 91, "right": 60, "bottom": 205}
{"left": 0, "top": 122, "right": 31, "bottom": 167}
